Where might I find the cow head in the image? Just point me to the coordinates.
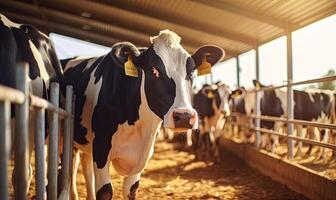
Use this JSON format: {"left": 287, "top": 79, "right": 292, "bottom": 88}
{"left": 201, "top": 82, "right": 232, "bottom": 117}
{"left": 229, "top": 87, "right": 255, "bottom": 115}
{"left": 115, "top": 30, "right": 224, "bottom": 131}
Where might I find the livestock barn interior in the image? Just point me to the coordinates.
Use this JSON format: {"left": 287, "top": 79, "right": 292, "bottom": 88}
{"left": 1, "top": 0, "right": 336, "bottom": 199}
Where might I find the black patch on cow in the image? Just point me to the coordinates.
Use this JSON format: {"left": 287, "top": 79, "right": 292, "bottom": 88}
{"left": 138, "top": 46, "right": 176, "bottom": 119}
{"left": 193, "top": 85, "right": 221, "bottom": 119}
{"left": 128, "top": 180, "right": 140, "bottom": 200}
{"left": 96, "top": 183, "right": 112, "bottom": 200}
{"left": 63, "top": 57, "right": 104, "bottom": 145}
{"left": 260, "top": 90, "right": 284, "bottom": 129}
{"left": 0, "top": 17, "right": 63, "bottom": 119}
{"left": 294, "top": 90, "right": 332, "bottom": 121}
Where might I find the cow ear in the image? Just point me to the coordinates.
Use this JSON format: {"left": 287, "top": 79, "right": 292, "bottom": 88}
{"left": 201, "top": 85, "right": 216, "bottom": 99}
{"left": 112, "top": 42, "right": 141, "bottom": 62}
{"left": 231, "top": 89, "right": 244, "bottom": 98}
{"left": 252, "top": 79, "right": 265, "bottom": 89}
{"left": 192, "top": 45, "right": 225, "bottom": 69}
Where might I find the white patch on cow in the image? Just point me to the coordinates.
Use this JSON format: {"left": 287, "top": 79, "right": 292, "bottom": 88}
{"left": 64, "top": 56, "right": 95, "bottom": 71}
{"left": 151, "top": 30, "right": 198, "bottom": 129}
{"left": 28, "top": 40, "right": 51, "bottom": 87}
{"left": 275, "top": 89, "right": 288, "bottom": 116}
{"left": 79, "top": 67, "right": 103, "bottom": 152}
{"left": 244, "top": 91, "right": 257, "bottom": 115}
{"left": 110, "top": 71, "right": 162, "bottom": 176}
{"left": 0, "top": 14, "right": 21, "bottom": 28}
{"left": 217, "top": 84, "right": 232, "bottom": 116}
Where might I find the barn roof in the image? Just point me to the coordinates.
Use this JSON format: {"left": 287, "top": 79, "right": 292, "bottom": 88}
{"left": 1, "top": 0, "right": 336, "bottom": 60}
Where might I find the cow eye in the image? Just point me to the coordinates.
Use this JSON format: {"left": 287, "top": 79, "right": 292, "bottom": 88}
{"left": 152, "top": 67, "right": 160, "bottom": 78}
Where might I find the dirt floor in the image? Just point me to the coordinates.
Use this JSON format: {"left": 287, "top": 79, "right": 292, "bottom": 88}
{"left": 9, "top": 141, "right": 308, "bottom": 199}
{"left": 75, "top": 141, "right": 307, "bottom": 199}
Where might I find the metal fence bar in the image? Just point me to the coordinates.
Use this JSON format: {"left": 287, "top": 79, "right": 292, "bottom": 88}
{"left": 228, "top": 119, "right": 336, "bottom": 150}
{"left": 245, "top": 114, "right": 336, "bottom": 130}
{"left": 47, "top": 82, "right": 59, "bottom": 200}
{"left": 14, "top": 62, "right": 29, "bottom": 200}
{"left": 255, "top": 47, "right": 261, "bottom": 149}
{"left": 0, "top": 85, "right": 25, "bottom": 104}
{"left": 60, "top": 86, "right": 73, "bottom": 198}
{"left": 226, "top": 120, "right": 336, "bottom": 151}
{"left": 254, "top": 127, "right": 336, "bottom": 150}
{"left": 30, "top": 95, "right": 70, "bottom": 117}
{"left": 35, "top": 108, "right": 46, "bottom": 200}
{"left": 246, "top": 75, "right": 336, "bottom": 93}
{"left": 0, "top": 100, "right": 10, "bottom": 199}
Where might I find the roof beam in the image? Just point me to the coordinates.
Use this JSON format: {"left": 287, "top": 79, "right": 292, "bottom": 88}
{"left": 3, "top": 11, "right": 121, "bottom": 46}
{"left": 2, "top": 10, "right": 237, "bottom": 57}
{"left": 1, "top": 1, "right": 238, "bottom": 56}
{"left": 4, "top": 11, "right": 218, "bottom": 57}
{"left": 193, "top": 0, "right": 287, "bottom": 29}
{"left": 90, "top": 0, "right": 258, "bottom": 46}
{"left": 0, "top": 0, "right": 150, "bottom": 46}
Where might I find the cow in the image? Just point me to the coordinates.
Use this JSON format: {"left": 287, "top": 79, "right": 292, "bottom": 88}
{"left": 192, "top": 82, "right": 232, "bottom": 161}
{"left": 0, "top": 14, "right": 64, "bottom": 195}
{"left": 229, "top": 86, "right": 256, "bottom": 143}
{"left": 61, "top": 29, "right": 224, "bottom": 200}
{"left": 231, "top": 80, "right": 334, "bottom": 158}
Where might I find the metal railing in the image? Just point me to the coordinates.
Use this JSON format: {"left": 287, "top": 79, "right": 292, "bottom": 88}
{"left": 0, "top": 62, "right": 74, "bottom": 200}
{"left": 228, "top": 75, "right": 336, "bottom": 158}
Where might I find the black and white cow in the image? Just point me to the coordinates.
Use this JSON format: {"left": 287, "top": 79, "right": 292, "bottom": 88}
{"left": 0, "top": 14, "right": 63, "bottom": 194}
{"left": 231, "top": 80, "right": 334, "bottom": 157}
{"left": 192, "top": 82, "right": 231, "bottom": 161}
{"left": 61, "top": 30, "right": 224, "bottom": 200}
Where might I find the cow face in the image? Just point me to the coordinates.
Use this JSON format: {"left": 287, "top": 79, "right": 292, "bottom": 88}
{"left": 202, "top": 83, "right": 232, "bottom": 117}
{"left": 230, "top": 87, "right": 256, "bottom": 115}
{"left": 121, "top": 30, "right": 224, "bottom": 131}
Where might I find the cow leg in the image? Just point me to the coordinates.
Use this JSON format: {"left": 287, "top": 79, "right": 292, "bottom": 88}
{"left": 122, "top": 173, "right": 141, "bottom": 200}
{"left": 318, "top": 129, "right": 329, "bottom": 160}
{"left": 296, "top": 125, "right": 305, "bottom": 157}
{"left": 71, "top": 150, "right": 80, "bottom": 200}
{"left": 94, "top": 161, "right": 112, "bottom": 200}
{"left": 80, "top": 152, "right": 95, "bottom": 200}
{"left": 271, "top": 123, "right": 281, "bottom": 154}
{"left": 186, "top": 129, "right": 192, "bottom": 147}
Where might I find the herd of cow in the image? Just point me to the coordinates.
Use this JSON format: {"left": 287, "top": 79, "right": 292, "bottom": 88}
{"left": 1, "top": 14, "right": 334, "bottom": 200}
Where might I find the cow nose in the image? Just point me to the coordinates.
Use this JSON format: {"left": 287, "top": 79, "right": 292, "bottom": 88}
{"left": 173, "top": 112, "right": 195, "bottom": 129}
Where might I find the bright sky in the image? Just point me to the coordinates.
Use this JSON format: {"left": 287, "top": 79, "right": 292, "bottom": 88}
{"left": 50, "top": 14, "right": 336, "bottom": 90}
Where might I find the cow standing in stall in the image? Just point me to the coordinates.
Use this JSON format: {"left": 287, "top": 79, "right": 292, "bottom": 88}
{"left": 192, "top": 82, "right": 231, "bottom": 162}
{"left": 0, "top": 14, "right": 64, "bottom": 195}
{"left": 232, "top": 80, "right": 334, "bottom": 158}
{"left": 61, "top": 30, "right": 224, "bottom": 200}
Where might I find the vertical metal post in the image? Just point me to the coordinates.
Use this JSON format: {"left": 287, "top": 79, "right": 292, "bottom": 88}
{"left": 48, "top": 82, "right": 59, "bottom": 200}
{"left": 61, "top": 86, "right": 73, "bottom": 197}
{"left": 255, "top": 48, "right": 261, "bottom": 149}
{"left": 236, "top": 56, "right": 241, "bottom": 87}
{"left": 35, "top": 108, "right": 46, "bottom": 200}
{"left": 0, "top": 100, "right": 10, "bottom": 199}
{"left": 14, "top": 62, "right": 29, "bottom": 200}
{"left": 287, "top": 28, "right": 294, "bottom": 159}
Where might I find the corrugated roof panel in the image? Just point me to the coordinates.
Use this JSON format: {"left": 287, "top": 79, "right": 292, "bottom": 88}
{"left": 1, "top": 0, "right": 335, "bottom": 57}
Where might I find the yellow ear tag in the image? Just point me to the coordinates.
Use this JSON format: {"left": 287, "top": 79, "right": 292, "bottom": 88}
{"left": 233, "top": 92, "right": 241, "bottom": 98}
{"left": 256, "top": 83, "right": 261, "bottom": 90}
{"left": 124, "top": 56, "right": 138, "bottom": 77}
{"left": 197, "top": 57, "right": 212, "bottom": 76}
{"left": 208, "top": 91, "right": 214, "bottom": 98}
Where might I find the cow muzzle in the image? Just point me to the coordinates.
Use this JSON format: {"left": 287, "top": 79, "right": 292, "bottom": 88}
{"left": 173, "top": 111, "right": 196, "bottom": 129}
